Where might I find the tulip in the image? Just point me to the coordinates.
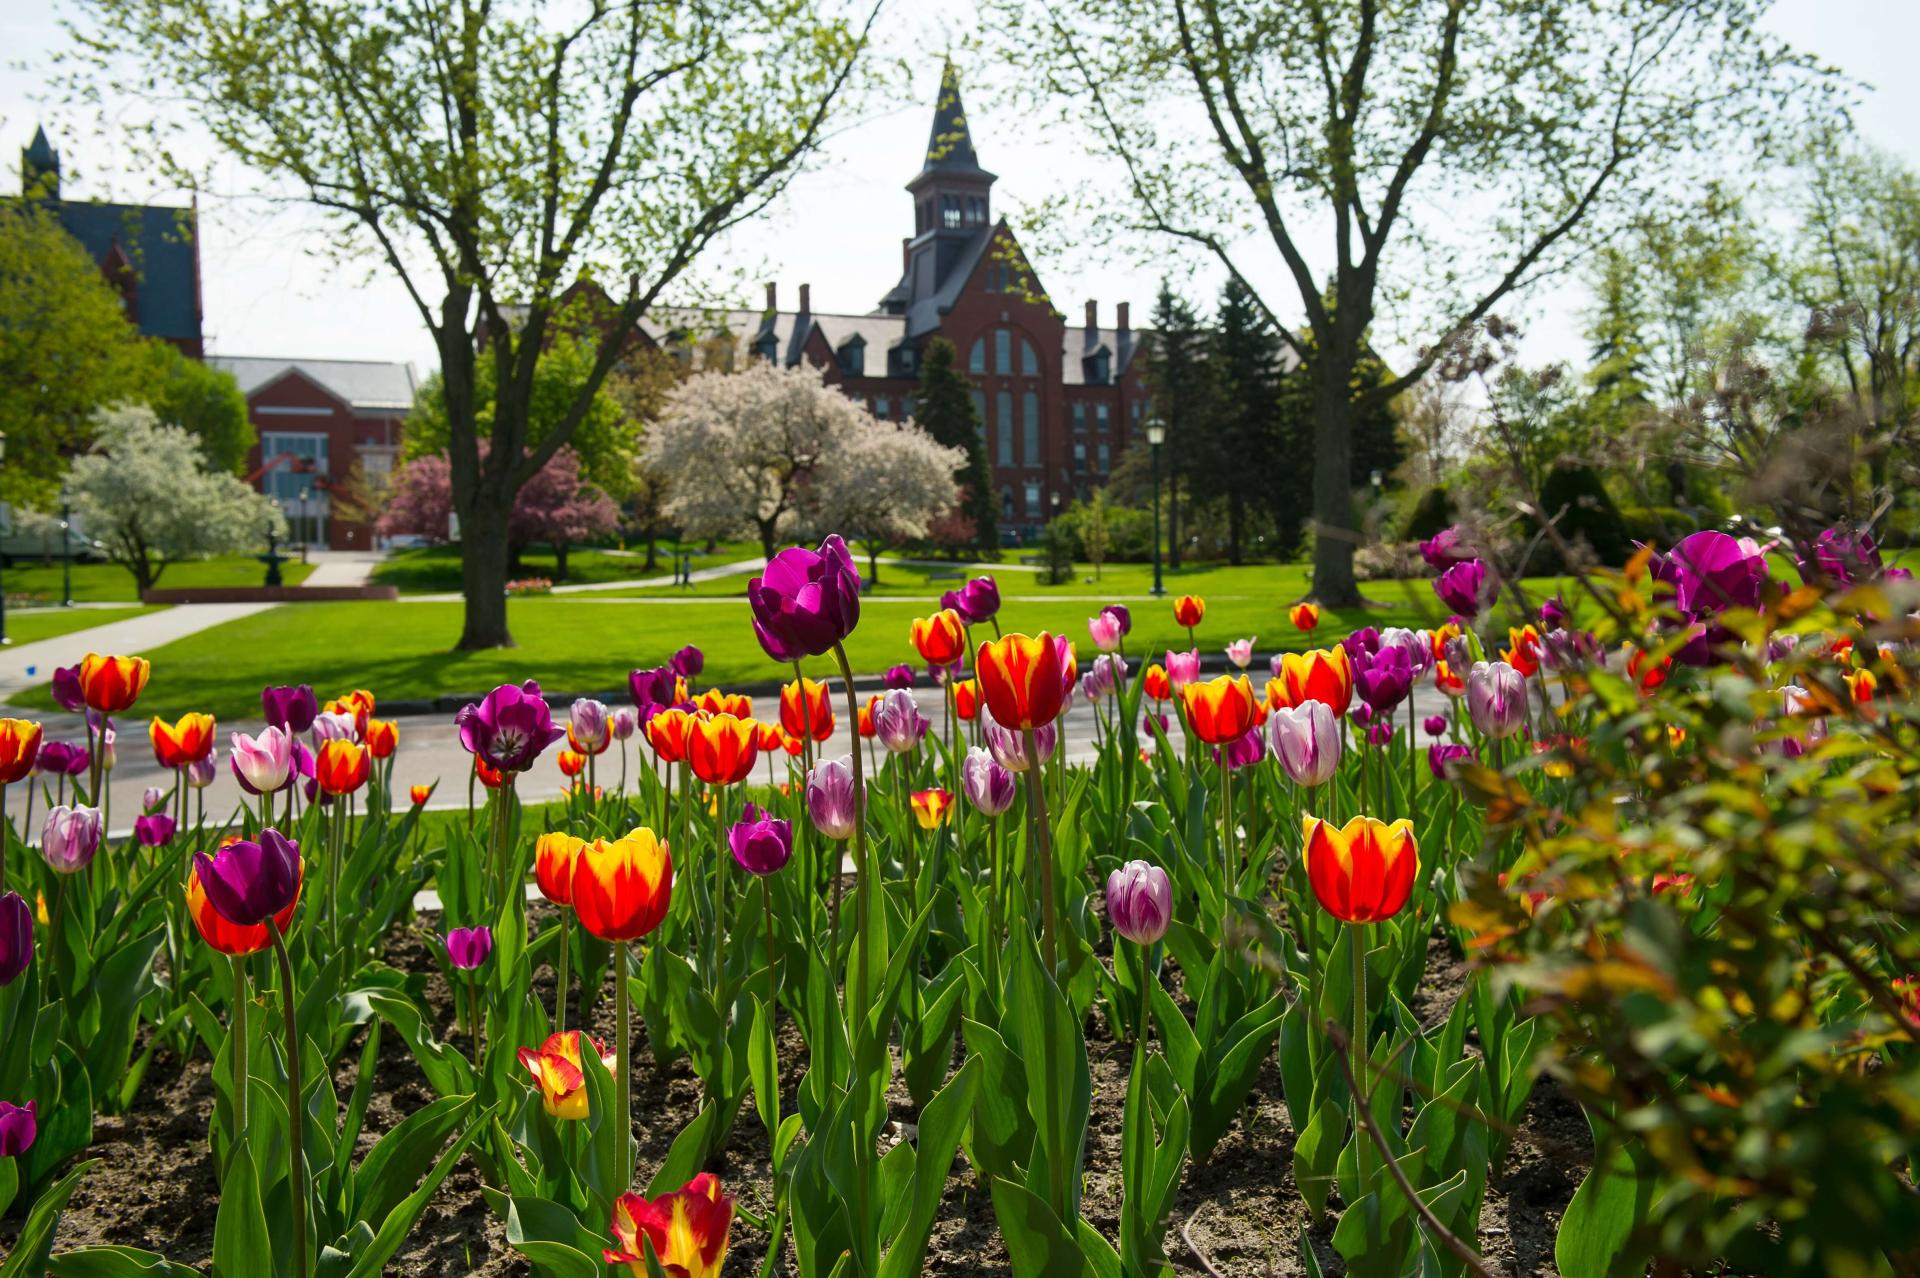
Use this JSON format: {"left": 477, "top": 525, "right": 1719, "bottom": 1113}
{"left": 1082, "top": 653, "right": 1126, "bottom": 701}
{"left": 1466, "top": 661, "right": 1528, "bottom": 740}
{"left": 565, "top": 699, "right": 610, "bottom": 756}
{"left": 1304, "top": 814, "right": 1418, "bottom": 924}
{"left": 475, "top": 757, "right": 505, "bottom": 789}
{"left": 37, "top": 741, "right": 87, "bottom": 777}
{"left": 1107, "top": 860, "right": 1172, "bottom": 946}
{"left": 627, "top": 666, "right": 678, "bottom": 719}
{"left": 1427, "top": 743, "right": 1475, "bottom": 780}
{"left": 729, "top": 804, "right": 793, "bottom": 875}
{"left": 694, "top": 688, "right": 752, "bottom": 719}
{"left": 0, "top": 1100, "right": 37, "bottom": 1158}
{"left": 1268, "top": 701, "right": 1342, "bottom": 786}
{"left": 1503, "top": 625, "right": 1543, "bottom": 678}
{"left": 1181, "top": 674, "right": 1257, "bottom": 745}
{"left": 961, "top": 747, "right": 1015, "bottom": 815}
{"left": 517, "top": 1030, "right": 616, "bottom": 1121}
{"left": 1380, "top": 627, "right": 1433, "bottom": 676}
{"left": 1158, "top": 649, "right": 1198, "bottom": 693}
{"left": 1216, "top": 725, "right": 1266, "bottom": 771}
{"left": 605, "top": 1173, "right": 733, "bottom": 1278}
{"left": 51, "top": 664, "right": 84, "bottom": 713}
{"left": 779, "top": 678, "right": 834, "bottom": 742}
{"left": 1290, "top": 602, "right": 1320, "bottom": 631}
{"left": 873, "top": 689, "right": 930, "bottom": 754}
{"left": 1423, "top": 715, "right": 1448, "bottom": 736}
{"left": 670, "top": 644, "right": 706, "bottom": 679}
{"left": 230, "top": 727, "right": 294, "bottom": 795}
{"left": 806, "top": 756, "right": 859, "bottom": 840}
{"left": 857, "top": 697, "right": 878, "bottom": 739}
{"left": 262, "top": 684, "right": 318, "bottom": 734}
{"left": 1366, "top": 720, "right": 1395, "bottom": 747}
{"left": 883, "top": 663, "right": 917, "bottom": 689}
{"left": 610, "top": 707, "right": 638, "bottom": 742}
{"left": 134, "top": 813, "right": 176, "bottom": 847}
{"left": 1797, "top": 525, "right": 1882, "bottom": 588}
{"left": 186, "top": 857, "right": 301, "bottom": 955}
{"left": 1222, "top": 637, "right": 1256, "bottom": 670}
{"left": 910, "top": 789, "right": 951, "bottom": 828}
{"left": 689, "top": 714, "right": 758, "bottom": 786}
{"left": 1540, "top": 595, "right": 1570, "bottom": 630}
{"left": 139, "top": 786, "right": 164, "bottom": 813}
{"left": 41, "top": 804, "right": 102, "bottom": 874}
{"left": 78, "top": 652, "right": 150, "bottom": 713}
{"left": 646, "top": 707, "right": 693, "bottom": 763}
{"left": 1270, "top": 647, "right": 1354, "bottom": 717}
{"left": 1142, "top": 663, "right": 1170, "bottom": 702}
{"left": 447, "top": 926, "right": 494, "bottom": 970}
{"left": 311, "top": 711, "right": 358, "bottom": 744}
{"left": 0, "top": 719, "right": 42, "bottom": 786}
{"left": 952, "top": 677, "right": 980, "bottom": 721}
{"left": 1433, "top": 558, "right": 1491, "bottom": 618}
{"left": 328, "top": 689, "right": 376, "bottom": 735}
{"left": 531, "top": 831, "right": 584, "bottom": 906}
{"left": 1172, "top": 594, "right": 1205, "bottom": 628}
{"left": 409, "top": 784, "right": 433, "bottom": 807}
{"left": 572, "top": 827, "right": 673, "bottom": 943}
{"left": 748, "top": 534, "right": 862, "bottom": 662}
{"left": 195, "top": 828, "right": 302, "bottom": 926}
{"left": 456, "top": 679, "right": 564, "bottom": 775}
{"left": 1087, "top": 610, "right": 1124, "bottom": 653}
{"left": 984, "top": 718, "right": 1055, "bottom": 772}
{"left": 1419, "top": 525, "right": 1468, "bottom": 569}
{"left": 911, "top": 608, "right": 968, "bottom": 667}
{"left": 977, "top": 632, "right": 1069, "bottom": 731}
{"left": 558, "top": 749, "right": 585, "bottom": 778}
{"left": 365, "top": 719, "right": 399, "bottom": 759}
{"left": 1656, "top": 529, "right": 1770, "bottom": 614}
{"left": 0, "top": 891, "right": 32, "bottom": 985}
{"left": 1356, "top": 645, "right": 1414, "bottom": 714}
{"left": 315, "top": 739, "right": 371, "bottom": 796}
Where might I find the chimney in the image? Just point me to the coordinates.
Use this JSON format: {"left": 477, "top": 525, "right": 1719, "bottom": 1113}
{"left": 1117, "top": 302, "right": 1130, "bottom": 335}
{"left": 799, "top": 283, "right": 812, "bottom": 316}
{"left": 1084, "top": 300, "right": 1098, "bottom": 332}
{"left": 765, "top": 282, "right": 778, "bottom": 312}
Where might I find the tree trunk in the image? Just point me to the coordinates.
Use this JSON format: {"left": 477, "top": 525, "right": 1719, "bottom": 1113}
{"left": 643, "top": 532, "right": 659, "bottom": 572}
{"left": 757, "top": 520, "right": 778, "bottom": 561}
{"left": 1310, "top": 358, "right": 1362, "bottom": 606}
{"left": 554, "top": 540, "right": 571, "bottom": 582}
{"left": 456, "top": 501, "right": 515, "bottom": 650}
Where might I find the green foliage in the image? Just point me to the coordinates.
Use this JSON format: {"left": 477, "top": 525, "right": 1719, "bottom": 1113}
{"left": 1049, "top": 499, "right": 1154, "bottom": 563}
{"left": 914, "top": 336, "right": 996, "bottom": 550}
{"left": 1402, "top": 485, "right": 1455, "bottom": 541}
{"left": 1534, "top": 463, "right": 1632, "bottom": 568}
{"left": 137, "top": 342, "right": 255, "bottom": 476}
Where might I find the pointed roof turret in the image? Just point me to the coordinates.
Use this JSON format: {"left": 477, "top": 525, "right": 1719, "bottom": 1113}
{"left": 22, "top": 125, "right": 60, "bottom": 198}
{"left": 921, "top": 60, "right": 992, "bottom": 180}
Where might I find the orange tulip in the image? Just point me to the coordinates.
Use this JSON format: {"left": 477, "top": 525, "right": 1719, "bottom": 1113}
{"left": 780, "top": 731, "right": 804, "bottom": 757}
{"left": 976, "top": 632, "right": 1068, "bottom": 730}
{"left": 1271, "top": 647, "right": 1354, "bottom": 717}
{"left": 858, "top": 695, "right": 879, "bottom": 738}
{"left": 558, "top": 749, "right": 587, "bottom": 778}
{"left": 409, "top": 784, "right": 433, "bottom": 806}
{"left": 535, "top": 831, "right": 587, "bottom": 907}
{"left": 1433, "top": 660, "right": 1465, "bottom": 698}
{"left": 0, "top": 718, "right": 44, "bottom": 786}
{"left": 695, "top": 688, "right": 752, "bottom": 719}
{"left": 689, "top": 713, "right": 758, "bottom": 786}
{"left": 475, "top": 757, "right": 507, "bottom": 789}
{"left": 1173, "top": 595, "right": 1206, "bottom": 628}
{"left": 779, "top": 678, "right": 834, "bottom": 741}
{"left": 646, "top": 708, "right": 694, "bottom": 763}
{"left": 753, "top": 719, "right": 784, "bottom": 752}
{"left": 606, "top": 1173, "right": 733, "bottom": 1278}
{"left": 187, "top": 858, "right": 301, "bottom": 956}
{"left": 365, "top": 719, "right": 399, "bottom": 759}
{"left": 149, "top": 712, "right": 216, "bottom": 769}
{"left": 910, "top": 788, "right": 954, "bottom": 829}
{"left": 1143, "top": 663, "right": 1170, "bottom": 702}
{"left": 315, "top": 739, "right": 371, "bottom": 796}
{"left": 1626, "top": 648, "right": 1670, "bottom": 696}
{"left": 1303, "top": 814, "right": 1419, "bottom": 923}
{"left": 910, "top": 609, "right": 968, "bottom": 666}
{"left": 79, "top": 653, "right": 151, "bottom": 713}
{"left": 328, "top": 690, "right": 375, "bottom": 736}
{"left": 1289, "top": 602, "right": 1320, "bottom": 631}
{"left": 1181, "top": 675, "right": 1258, "bottom": 745}
{"left": 1503, "top": 625, "right": 1542, "bottom": 678}
{"left": 572, "top": 827, "right": 673, "bottom": 941}
{"left": 951, "top": 678, "right": 980, "bottom": 721}
{"left": 517, "top": 1030, "right": 615, "bottom": 1121}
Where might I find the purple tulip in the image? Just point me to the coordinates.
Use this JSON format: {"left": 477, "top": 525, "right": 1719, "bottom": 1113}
{"left": 1342, "top": 627, "right": 1381, "bottom": 666}
{"left": 569, "top": 698, "right": 610, "bottom": 750}
{"left": 1366, "top": 720, "right": 1396, "bottom": 747}
{"left": 1213, "top": 725, "right": 1266, "bottom": 771}
{"left": 312, "top": 710, "right": 359, "bottom": 744}
{"left": 1656, "top": 530, "right": 1771, "bottom": 614}
{"left": 50, "top": 664, "right": 84, "bottom": 713}
{"left": 955, "top": 576, "right": 1001, "bottom": 624}
{"left": 806, "top": 756, "right": 859, "bottom": 841}
{"left": 134, "top": 813, "right": 176, "bottom": 848}
{"left": 1165, "top": 649, "right": 1201, "bottom": 691}
{"left": 1357, "top": 645, "right": 1414, "bottom": 713}
{"left": 231, "top": 727, "right": 294, "bottom": 795}
{"left": 1106, "top": 860, "right": 1172, "bottom": 945}
{"left": 0, "top": 1100, "right": 36, "bottom": 1158}
{"left": 1541, "top": 628, "right": 1602, "bottom": 672}
{"left": 729, "top": 803, "right": 793, "bottom": 876}
{"left": 1466, "top": 661, "right": 1528, "bottom": 740}
{"left": 1082, "top": 654, "right": 1126, "bottom": 701}
{"left": 961, "top": 747, "right": 1016, "bottom": 816}
{"left": 1142, "top": 711, "right": 1171, "bottom": 737}
{"left": 41, "top": 805, "right": 102, "bottom": 874}
{"left": 140, "top": 786, "right": 165, "bottom": 813}
{"left": 1539, "top": 596, "right": 1570, "bottom": 630}
{"left": 262, "top": 684, "right": 318, "bottom": 735}
{"left": 747, "top": 535, "right": 862, "bottom": 662}
{"left": 1434, "top": 558, "right": 1491, "bottom": 619}
{"left": 1797, "top": 526, "right": 1882, "bottom": 589}
{"left": 628, "top": 666, "right": 678, "bottom": 719}
{"left": 1423, "top": 715, "right": 1449, "bottom": 737}
{"left": 669, "top": 644, "right": 705, "bottom": 679}
{"left": 883, "top": 663, "right": 917, "bottom": 690}
{"left": 610, "top": 707, "right": 638, "bottom": 741}
{"left": 1428, "top": 743, "right": 1476, "bottom": 779}
{"left": 985, "top": 718, "right": 1056, "bottom": 772}
{"left": 0, "top": 892, "right": 32, "bottom": 986}
{"left": 1379, "top": 627, "right": 1433, "bottom": 676}
{"left": 1103, "top": 604, "right": 1133, "bottom": 636}
{"left": 446, "top": 926, "right": 494, "bottom": 970}
{"left": 1268, "top": 701, "right": 1341, "bottom": 786}
{"left": 456, "top": 680, "right": 564, "bottom": 774}
{"left": 1419, "top": 526, "right": 1468, "bottom": 570}
{"left": 194, "top": 828, "right": 301, "bottom": 927}
{"left": 37, "top": 741, "right": 88, "bottom": 776}
{"left": 873, "top": 689, "right": 929, "bottom": 754}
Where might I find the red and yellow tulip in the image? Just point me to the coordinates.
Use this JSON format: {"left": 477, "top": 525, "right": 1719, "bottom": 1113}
{"left": 1303, "top": 814, "right": 1418, "bottom": 923}
{"left": 694, "top": 688, "right": 751, "bottom": 719}
{"left": 1503, "top": 625, "right": 1542, "bottom": 678}
{"left": 149, "top": 712, "right": 216, "bottom": 769}
{"left": 977, "top": 632, "right": 1068, "bottom": 730}
{"left": 516, "top": 1030, "right": 615, "bottom": 1121}
{"left": 1172, "top": 595, "right": 1206, "bottom": 628}
{"left": 572, "top": 827, "right": 673, "bottom": 942}
{"left": 79, "top": 653, "right": 150, "bottom": 713}
{"left": 0, "top": 719, "right": 44, "bottom": 786}
{"left": 779, "top": 678, "right": 834, "bottom": 741}
{"left": 910, "top": 788, "right": 955, "bottom": 829}
{"left": 1289, "top": 602, "right": 1320, "bottom": 631}
{"left": 1270, "top": 647, "right": 1354, "bottom": 717}
{"left": 186, "top": 858, "right": 301, "bottom": 956}
{"left": 910, "top": 608, "right": 968, "bottom": 667}
{"left": 1143, "top": 663, "right": 1170, "bottom": 702}
{"left": 951, "top": 677, "right": 980, "bottom": 722}
{"left": 689, "top": 713, "right": 757, "bottom": 786}
{"left": 1180, "top": 674, "right": 1258, "bottom": 746}
{"left": 365, "top": 718, "right": 399, "bottom": 759}
{"left": 605, "top": 1173, "right": 733, "bottom": 1278}
{"left": 646, "top": 708, "right": 694, "bottom": 763}
{"left": 409, "top": 784, "right": 433, "bottom": 806}
{"left": 557, "top": 749, "right": 587, "bottom": 778}
{"left": 315, "top": 739, "right": 371, "bottom": 796}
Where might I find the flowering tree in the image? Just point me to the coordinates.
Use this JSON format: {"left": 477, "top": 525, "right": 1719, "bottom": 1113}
{"left": 65, "top": 405, "right": 285, "bottom": 594}
{"left": 644, "top": 364, "right": 871, "bottom": 558}
{"left": 380, "top": 445, "right": 618, "bottom": 581}
{"left": 804, "top": 419, "right": 963, "bottom": 581}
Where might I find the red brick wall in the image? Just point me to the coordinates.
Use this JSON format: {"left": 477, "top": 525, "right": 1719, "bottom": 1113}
{"left": 242, "top": 371, "right": 403, "bottom": 551}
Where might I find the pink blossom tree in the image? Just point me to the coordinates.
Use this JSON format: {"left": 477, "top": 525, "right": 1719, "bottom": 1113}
{"left": 379, "top": 445, "right": 618, "bottom": 581}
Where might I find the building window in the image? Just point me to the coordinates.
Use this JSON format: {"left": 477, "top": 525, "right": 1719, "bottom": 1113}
{"left": 1022, "top": 391, "right": 1040, "bottom": 466}
{"left": 1021, "top": 338, "right": 1038, "bottom": 376}
{"left": 1095, "top": 403, "right": 1110, "bottom": 431}
{"left": 996, "top": 390, "right": 1014, "bottom": 466}
{"left": 1001, "top": 487, "right": 1015, "bottom": 520}
{"left": 874, "top": 398, "right": 890, "bottom": 420}
{"left": 969, "top": 338, "right": 986, "bottom": 374}
{"left": 839, "top": 339, "right": 864, "bottom": 377}
{"left": 260, "top": 432, "right": 329, "bottom": 505}
{"left": 1072, "top": 403, "right": 1086, "bottom": 433}
{"left": 994, "top": 329, "right": 1011, "bottom": 375}
{"left": 942, "top": 194, "right": 962, "bottom": 228}
{"left": 1024, "top": 482, "right": 1041, "bottom": 515}
{"left": 1073, "top": 442, "right": 1086, "bottom": 472}
{"left": 971, "top": 390, "right": 987, "bottom": 441}
{"left": 1097, "top": 443, "right": 1111, "bottom": 473}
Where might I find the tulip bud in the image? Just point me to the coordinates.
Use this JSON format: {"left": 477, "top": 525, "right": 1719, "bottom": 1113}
{"left": 0, "top": 891, "right": 32, "bottom": 986}
{"left": 185, "top": 749, "right": 219, "bottom": 789}
{"left": 41, "top": 804, "right": 103, "bottom": 874}
{"left": 961, "top": 747, "right": 1016, "bottom": 816}
{"left": 312, "top": 710, "right": 358, "bottom": 743}
{"left": 194, "top": 827, "right": 302, "bottom": 926}
{"left": 569, "top": 698, "right": 610, "bottom": 751}
{"left": 1267, "top": 702, "right": 1341, "bottom": 786}
{"left": 1164, "top": 649, "right": 1201, "bottom": 691}
{"left": 446, "top": 926, "right": 494, "bottom": 970}
{"left": 609, "top": 706, "right": 638, "bottom": 741}
{"left": 1087, "top": 610, "right": 1124, "bottom": 654}
{"left": 729, "top": 804, "right": 793, "bottom": 876}
{"left": 883, "top": 663, "right": 916, "bottom": 690}
{"left": 873, "top": 689, "right": 929, "bottom": 754}
{"left": 1223, "top": 637, "right": 1256, "bottom": 669}
{"left": 670, "top": 644, "right": 706, "bottom": 678}
{"left": 142, "top": 785, "right": 166, "bottom": 813}
{"left": 134, "top": 813, "right": 177, "bottom": 847}
{"left": 1423, "top": 715, "right": 1449, "bottom": 737}
{"left": 1428, "top": 743, "right": 1476, "bottom": 779}
{"left": 1466, "top": 661, "right": 1529, "bottom": 739}
{"left": 805, "top": 756, "right": 859, "bottom": 840}
{"left": 985, "top": 718, "right": 1055, "bottom": 772}
{"left": 1106, "top": 860, "right": 1172, "bottom": 945}
{"left": 0, "top": 1100, "right": 36, "bottom": 1158}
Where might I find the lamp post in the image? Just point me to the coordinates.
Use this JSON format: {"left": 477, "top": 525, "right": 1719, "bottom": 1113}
{"left": 1146, "top": 416, "right": 1167, "bottom": 597}
{"left": 59, "top": 481, "right": 73, "bottom": 608}
{"left": 298, "top": 488, "right": 312, "bottom": 564}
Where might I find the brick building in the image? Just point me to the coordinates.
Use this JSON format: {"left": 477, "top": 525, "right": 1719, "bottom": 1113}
{"left": 209, "top": 357, "right": 416, "bottom": 550}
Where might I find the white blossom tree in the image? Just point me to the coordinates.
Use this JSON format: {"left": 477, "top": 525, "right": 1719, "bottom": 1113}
{"left": 644, "top": 363, "right": 869, "bottom": 557}
{"left": 804, "top": 417, "right": 963, "bottom": 582}
{"left": 66, "top": 405, "right": 286, "bottom": 594}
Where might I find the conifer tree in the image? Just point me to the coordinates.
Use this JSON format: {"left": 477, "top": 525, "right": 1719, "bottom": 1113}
{"left": 914, "top": 336, "right": 997, "bottom": 552}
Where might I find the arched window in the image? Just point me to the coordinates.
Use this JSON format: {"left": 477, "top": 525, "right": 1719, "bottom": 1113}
{"left": 969, "top": 338, "right": 986, "bottom": 374}
{"left": 994, "top": 330, "right": 1012, "bottom": 375}
{"left": 1022, "top": 391, "right": 1040, "bottom": 466}
{"left": 996, "top": 390, "right": 1014, "bottom": 466}
{"left": 1021, "top": 338, "right": 1038, "bottom": 377}
{"left": 970, "top": 390, "right": 988, "bottom": 441}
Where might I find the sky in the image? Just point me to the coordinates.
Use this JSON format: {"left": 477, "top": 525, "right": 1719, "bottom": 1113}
{"left": 3, "top": 0, "right": 1917, "bottom": 383}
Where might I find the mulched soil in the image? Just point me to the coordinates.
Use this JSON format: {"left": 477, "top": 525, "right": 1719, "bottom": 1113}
{"left": 12, "top": 899, "right": 1589, "bottom": 1275}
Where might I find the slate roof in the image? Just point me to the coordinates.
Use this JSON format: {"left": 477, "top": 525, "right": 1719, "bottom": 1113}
{"left": 921, "top": 60, "right": 994, "bottom": 181}
{"left": 1063, "top": 325, "right": 1145, "bottom": 385}
{"left": 209, "top": 356, "right": 418, "bottom": 412}
{"left": 44, "top": 200, "right": 201, "bottom": 343}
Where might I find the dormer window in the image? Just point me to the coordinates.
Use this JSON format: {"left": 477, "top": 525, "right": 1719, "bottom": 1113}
{"left": 838, "top": 334, "right": 866, "bottom": 377}
{"left": 753, "top": 330, "right": 778, "bottom": 363}
{"left": 1083, "top": 349, "right": 1111, "bottom": 386}
{"left": 890, "top": 343, "right": 917, "bottom": 377}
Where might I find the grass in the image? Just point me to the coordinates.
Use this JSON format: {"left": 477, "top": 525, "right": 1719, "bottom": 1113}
{"left": 2, "top": 559, "right": 1573, "bottom": 720}
{"left": 1, "top": 555, "right": 314, "bottom": 604}
{"left": 372, "top": 541, "right": 766, "bottom": 594}
{"left": 4, "top": 605, "right": 164, "bottom": 645}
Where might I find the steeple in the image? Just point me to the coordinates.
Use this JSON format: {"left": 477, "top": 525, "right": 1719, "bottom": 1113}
{"left": 22, "top": 125, "right": 60, "bottom": 199}
{"left": 922, "top": 60, "right": 988, "bottom": 178}
{"left": 889, "top": 61, "right": 1001, "bottom": 323}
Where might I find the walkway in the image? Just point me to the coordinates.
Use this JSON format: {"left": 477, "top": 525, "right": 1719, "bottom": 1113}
{"left": 400, "top": 554, "right": 1035, "bottom": 602}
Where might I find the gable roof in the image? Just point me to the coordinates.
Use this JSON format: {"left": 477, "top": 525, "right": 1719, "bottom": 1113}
{"left": 209, "top": 356, "right": 418, "bottom": 412}
{"left": 42, "top": 200, "right": 201, "bottom": 342}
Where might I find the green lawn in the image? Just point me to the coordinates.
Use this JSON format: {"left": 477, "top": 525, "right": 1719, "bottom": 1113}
{"left": 2, "top": 560, "right": 1572, "bottom": 720}
{"left": 1, "top": 555, "right": 314, "bottom": 604}
{"left": 372, "top": 541, "right": 765, "bottom": 595}
{"left": 4, "top": 605, "right": 163, "bottom": 645}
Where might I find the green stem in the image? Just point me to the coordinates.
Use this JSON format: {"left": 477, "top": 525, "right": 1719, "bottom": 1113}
{"left": 711, "top": 782, "right": 727, "bottom": 996}
{"left": 1020, "top": 723, "right": 1069, "bottom": 1225}
{"left": 329, "top": 799, "right": 344, "bottom": 955}
{"left": 230, "top": 956, "right": 249, "bottom": 1138}
{"left": 269, "top": 925, "right": 309, "bottom": 1278}
{"left": 1135, "top": 941, "right": 1150, "bottom": 1050}
{"left": 1350, "top": 921, "right": 1370, "bottom": 1204}
{"left": 986, "top": 816, "right": 1002, "bottom": 997}
{"left": 763, "top": 875, "right": 777, "bottom": 1012}
{"left": 829, "top": 643, "right": 873, "bottom": 1052}
{"left": 1220, "top": 754, "right": 1234, "bottom": 933}
{"left": 616, "top": 939, "right": 632, "bottom": 1188}
{"left": 555, "top": 909, "right": 571, "bottom": 1034}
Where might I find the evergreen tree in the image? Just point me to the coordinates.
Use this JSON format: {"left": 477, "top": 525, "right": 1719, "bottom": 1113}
{"left": 1146, "top": 280, "right": 1213, "bottom": 569}
{"left": 1205, "top": 276, "right": 1287, "bottom": 563}
{"left": 913, "top": 336, "right": 997, "bottom": 552}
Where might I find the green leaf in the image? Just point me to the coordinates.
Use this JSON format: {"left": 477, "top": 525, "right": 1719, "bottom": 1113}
{"left": 877, "top": 1056, "right": 980, "bottom": 1278}
{"left": 1555, "top": 1110, "right": 1659, "bottom": 1278}
{"left": 989, "top": 1175, "right": 1092, "bottom": 1278}
{"left": 350, "top": 1094, "right": 474, "bottom": 1230}
{"left": 645, "top": 1101, "right": 719, "bottom": 1197}
{"left": 503, "top": 1194, "right": 605, "bottom": 1278}
{"left": 342, "top": 1104, "right": 491, "bottom": 1278}
{"left": 212, "top": 1141, "right": 274, "bottom": 1278}
{"left": 749, "top": 998, "right": 780, "bottom": 1149}
{"left": 0, "top": 1160, "right": 94, "bottom": 1278}
{"left": 46, "top": 1247, "right": 203, "bottom": 1278}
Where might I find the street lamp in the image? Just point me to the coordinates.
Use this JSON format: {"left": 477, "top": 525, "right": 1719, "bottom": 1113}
{"left": 1145, "top": 415, "right": 1167, "bottom": 597}
{"left": 298, "top": 488, "right": 312, "bottom": 564}
{"left": 59, "top": 481, "right": 73, "bottom": 608}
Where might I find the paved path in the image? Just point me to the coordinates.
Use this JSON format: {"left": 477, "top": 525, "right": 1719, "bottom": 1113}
{"left": 402, "top": 555, "right": 1036, "bottom": 603}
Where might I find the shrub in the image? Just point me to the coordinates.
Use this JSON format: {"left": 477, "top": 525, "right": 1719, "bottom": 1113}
{"left": 1402, "top": 484, "right": 1456, "bottom": 541}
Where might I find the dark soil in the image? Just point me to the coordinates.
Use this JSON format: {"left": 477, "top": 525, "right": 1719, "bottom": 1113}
{"left": 16, "top": 907, "right": 1589, "bottom": 1275}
